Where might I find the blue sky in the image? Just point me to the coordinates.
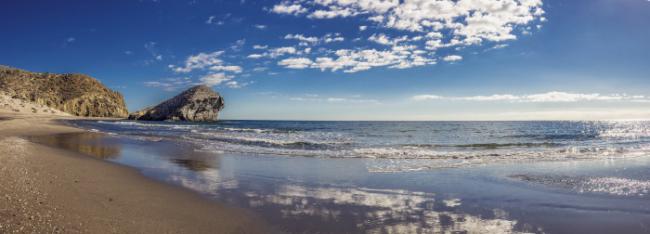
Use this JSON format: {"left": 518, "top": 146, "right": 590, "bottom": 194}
{"left": 1, "top": 0, "right": 649, "bottom": 120}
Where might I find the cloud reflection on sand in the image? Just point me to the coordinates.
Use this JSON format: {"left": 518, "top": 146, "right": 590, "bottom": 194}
{"left": 165, "top": 163, "right": 526, "bottom": 233}
{"left": 28, "top": 132, "right": 533, "bottom": 233}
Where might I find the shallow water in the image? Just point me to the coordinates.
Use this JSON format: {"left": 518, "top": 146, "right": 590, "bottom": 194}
{"left": 69, "top": 120, "right": 650, "bottom": 171}
{"left": 29, "top": 127, "right": 650, "bottom": 233}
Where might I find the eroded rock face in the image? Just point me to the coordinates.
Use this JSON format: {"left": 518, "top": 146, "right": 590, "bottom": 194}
{"left": 128, "top": 85, "right": 224, "bottom": 121}
{"left": 0, "top": 66, "right": 129, "bottom": 118}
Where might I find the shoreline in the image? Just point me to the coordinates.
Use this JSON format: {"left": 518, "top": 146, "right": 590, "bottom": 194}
{"left": 5, "top": 112, "right": 650, "bottom": 233}
{"left": 0, "top": 112, "right": 268, "bottom": 233}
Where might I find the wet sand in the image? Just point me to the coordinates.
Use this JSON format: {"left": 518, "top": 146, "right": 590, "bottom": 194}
{"left": 0, "top": 112, "right": 268, "bottom": 233}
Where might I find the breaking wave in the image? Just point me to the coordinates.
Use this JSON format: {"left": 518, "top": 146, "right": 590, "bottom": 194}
{"left": 73, "top": 120, "right": 650, "bottom": 166}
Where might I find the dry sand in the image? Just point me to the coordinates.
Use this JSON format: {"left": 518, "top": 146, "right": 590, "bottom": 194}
{"left": 0, "top": 100, "right": 268, "bottom": 233}
{"left": 0, "top": 92, "right": 70, "bottom": 117}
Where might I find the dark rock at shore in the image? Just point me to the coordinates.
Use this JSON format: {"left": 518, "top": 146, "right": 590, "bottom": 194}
{"left": 128, "top": 85, "right": 224, "bottom": 122}
{"left": 0, "top": 65, "right": 129, "bottom": 118}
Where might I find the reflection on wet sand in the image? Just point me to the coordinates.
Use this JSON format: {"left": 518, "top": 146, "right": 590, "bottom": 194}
{"left": 243, "top": 185, "right": 525, "bottom": 233}
{"left": 164, "top": 165, "right": 526, "bottom": 233}
{"left": 29, "top": 132, "right": 535, "bottom": 233}
{"left": 172, "top": 158, "right": 214, "bottom": 171}
{"left": 29, "top": 132, "right": 122, "bottom": 159}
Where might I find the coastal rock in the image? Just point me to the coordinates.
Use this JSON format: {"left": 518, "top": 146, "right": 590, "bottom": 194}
{"left": 0, "top": 65, "right": 128, "bottom": 118}
{"left": 128, "top": 85, "right": 224, "bottom": 121}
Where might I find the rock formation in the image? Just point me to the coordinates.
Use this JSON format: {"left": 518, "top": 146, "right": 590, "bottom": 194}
{"left": 0, "top": 65, "right": 128, "bottom": 118}
{"left": 128, "top": 85, "right": 224, "bottom": 121}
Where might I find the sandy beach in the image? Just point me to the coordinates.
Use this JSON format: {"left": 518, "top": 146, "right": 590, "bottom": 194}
{"left": 0, "top": 111, "right": 268, "bottom": 233}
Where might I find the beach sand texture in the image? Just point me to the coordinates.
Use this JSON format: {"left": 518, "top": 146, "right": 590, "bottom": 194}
{"left": 0, "top": 111, "right": 268, "bottom": 233}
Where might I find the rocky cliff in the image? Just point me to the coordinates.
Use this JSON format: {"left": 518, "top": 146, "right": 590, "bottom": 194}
{"left": 128, "top": 85, "right": 224, "bottom": 121}
{"left": 0, "top": 66, "right": 129, "bottom": 118}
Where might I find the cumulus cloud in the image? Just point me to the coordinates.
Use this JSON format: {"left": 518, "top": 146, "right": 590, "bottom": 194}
{"left": 307, "top": 48, "right": 434, "bottom": 73}
{"left": 278, "top": 57, "right": 314, "bottom": 69}
{"left": 200, "top": 73, "right": 233, "bottom": 86}
{"left": 285, "top": 34, "right": 319, "bottom": 44}
{"left": 210, "top": 65, "right": 243, "bottom": 73}
{"left": 442, "top": 55, "right": 463, "bottom": 62}
{"left": 269, "top": 0, "right": 545, "bottom": 72}
{"left": 143, "top": 77, "right": 193, "bottom": 91}
{"left": 225, "top": 80, "right": 252, "bottom": 88}
{"left": 248, "top": 46, "right": 302, "bottom": 59}
{"left": 247, "top": 54, "right": 264, "bottom": 59}
{"left": 169, "top": 50, "right": 242, "bottom": 74}
{"left": 270, "top": 46, "right": 298, "bottom": 57}
{"left": 271, "top": 2, "right": 307, "bottom": 15}
{"left": 167, "top": 47, "right": 245, "bottom": 89}
{"left": 412, "top": 92, "right": 648, "bottom": 103}
{"left": 284, "top": 33, "right": 345, "bottom": 45}
{"left": 169, "top": 51, "right": 223, "bottom": 73}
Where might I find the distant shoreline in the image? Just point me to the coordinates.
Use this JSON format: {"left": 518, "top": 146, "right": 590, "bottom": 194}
{"left": 0, "top": 112, "right": 267, "bottom": 233}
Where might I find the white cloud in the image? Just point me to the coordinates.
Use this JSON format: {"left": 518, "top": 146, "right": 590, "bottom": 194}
{"left": 289, "top": 94, "right": 381, "bottom": 104}
{"left": 310, "top": 48, "right": 435, "bottom": 73}
{"left": 252, "top": 67, "right": 268, "bottom": 72}
{"left": 143, "top": 77, "right": 193, "bottom": 91}
{"left": 205, "top": 15, "right": 224, "bottom": 25}
{"left": 169, "top": 51, "right": 226, "bottom": 73}
{"left": 284, "top": 33, "right": 345, "bottom": 45}
{"left": 254, "top": 24, "right": 267, "bottom": 29}
{"left": 248, "top": 46, "right": 301, "bottom": 59}
{"left": 210, "top": 65, "right": 243, "bottom": 73}
{"left": 285, "top": 34, "right": 319, "bottom": 44}
{"left": 367, "top": 33, "right": 408, "bottom": 46}
{"left": 168, "top": 49, "right": 245, "bottom": 88}
{"left": 225, "top": 80, "right": 252, "bottom": 88}
{"left": 322, "top": 33, "right": 345, "bottom": 43}
{"left": 231, "top": 39, "right": 246, "bottom": 51}
{"left": 442, "top": 55, "right": 463, "bottom": 62}
{"left": 412, "top": 92, "right": 649, "bottom": 103}
{"left": 270, "top": 46, "right": 298, "bottom": 57}
{"left": 200, "top": 73, "right": 233, "bottom": 86}
{"left": 247, "top": 54, "right": 264, "bottom": 59}
{"left": 271, "top": 2, "right": 307, "bottom": 15}
{"left": 278, "top": 57, "right": 314, "bottom": 69}
{"left": 308, "top": 6, "right": 359, "bottom": 19}
{"left": 411, "top": 95, "right": 444, "bottom": 101}
{"left": 270, "top": 0, "right": 545, "bottom": 72}
{"left": 253, "top": 44, "right": 268, "bottom": 50}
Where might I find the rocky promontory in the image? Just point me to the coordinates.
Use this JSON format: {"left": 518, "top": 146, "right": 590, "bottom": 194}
{"left": 0, "top": 66, "right": 128, "bottom": 118}
{"left": 128, "top": 85, "right": 224, "bottom": 121}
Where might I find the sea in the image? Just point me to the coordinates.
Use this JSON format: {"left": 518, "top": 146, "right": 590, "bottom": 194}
{"left": 76, "top": 120, "right": 650, "bottom": 170}
{"left": 32, "top": 120, "right": 650, "bottom": 233}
